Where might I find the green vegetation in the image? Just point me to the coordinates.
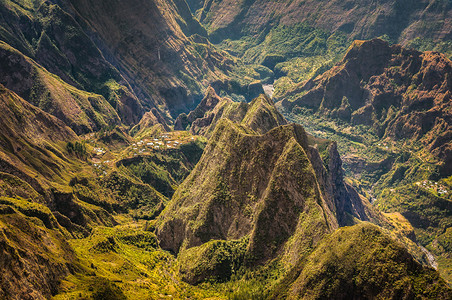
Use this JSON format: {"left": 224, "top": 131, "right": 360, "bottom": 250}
{"left": 218, "top": 24, "right": 348, "bottom": 65}
{"left": 117, "top": 140, "right": 205, "bottom": 198}
{"left": 271, "top": 223, "right": 451, "bottom": 299}
{"left": 178, "top": 238, "right": 248, "bottom": 284}
{"left": 54, "top": 221, "right": 224, "bottom": 299}
{"left": 216, "top": 23, "right": 349, "bottom": 97}
{"left": 407, "top": 37, "right": 452, "bottom": 60}
{"left": 1, "top": 0, "right": 452, "bottom": 298}
{"left": 66, "top": 141, "right": 88, "bottom": 160}
{"left": 102, "top": 171, "right": 165, "bottom": 220}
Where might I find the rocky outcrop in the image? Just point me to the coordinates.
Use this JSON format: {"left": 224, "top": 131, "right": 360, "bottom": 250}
{"left": 309, "top": 141, "right": 376, "bottom": 226}
{"left": 174, "top": 86, "right": 222, "bottom": 130}
{"left": 175, "top": 87, "right": 287, "bottom": 137}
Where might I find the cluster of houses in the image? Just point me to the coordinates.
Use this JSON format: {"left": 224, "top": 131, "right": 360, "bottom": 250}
{"left": 92, "top": 160, "right": 108, "bottom": 176}
{"left": 377, "top": 143, "right": 390, "bottom": 150}
{"left": 130, "top": 135, "right": 186, "bottom": 156}
{"left": 93, "top": 147, "right": 106, "bottom": 156}
{"left": 416, "top": 180, "right": 449, "bottom": 196}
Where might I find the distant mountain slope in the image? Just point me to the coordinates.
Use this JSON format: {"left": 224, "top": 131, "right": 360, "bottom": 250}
{"left": 194, "top": 0, "right": 452, "bottom": 102}
{"left": 64, "top": 0, "right": 226, "bottom": 115}
{"left": 197, "top": 0, "right": 452, "bottom": 45}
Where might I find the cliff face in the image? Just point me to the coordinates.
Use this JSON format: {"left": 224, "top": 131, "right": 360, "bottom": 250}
{"left": 280, "top": 39, "right": 452, "bottom": 176}
{"left": 64, "top": 0, "right": 227, "bottom": 115}
{"left": 197, "top": 0, "right": 451, "bottom": 45}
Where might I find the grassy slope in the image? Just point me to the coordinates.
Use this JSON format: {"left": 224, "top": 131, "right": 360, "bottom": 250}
{"left": 272, "top": 223, "right": 451, "bottom": 299}
{"left": 0, "top": 0, "right": 145, "bottom": 125}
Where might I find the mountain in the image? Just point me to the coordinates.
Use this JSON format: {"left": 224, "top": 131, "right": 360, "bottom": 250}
{"left": 278, "top": 38, "right": 452, "bottom": 283}
{"left": 0, "top": 0, "right": 268, "bottom": 123}
{"left": 0, "top": 0, "right": 145, "bottom": 127}
{"left": 156, "top": 98, "right": 380, "bottom": 281}
{"left": 155, "top": 96, "right": 450, "bottom": 298}
{"left": 0, "top": 84, "right": 81, "bottom": 299}
{"left": 0, "top": 196, "right": 78, "bottom": 300}
{"left": 279, "top": 39, "right": 452, "bottom": 176}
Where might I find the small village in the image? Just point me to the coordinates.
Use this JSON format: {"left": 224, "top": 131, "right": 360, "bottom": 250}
{"left": 126, "top": 132, "right": 196, "bottom": 156}
{"left": 416, "top": 180, "right": 449, "bottom": 196}
{"left": 86, "top": 130, "right": 198, "bottom": 176}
